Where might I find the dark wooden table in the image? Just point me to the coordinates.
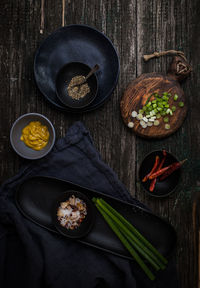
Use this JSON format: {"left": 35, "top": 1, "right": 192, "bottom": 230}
{"left": 0, "top": 1, "right": 200, "bottom": 287}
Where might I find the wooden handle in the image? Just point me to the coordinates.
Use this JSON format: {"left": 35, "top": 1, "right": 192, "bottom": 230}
{"left": 85, "top": 64, "right": 99, "bottom": 80}
{"left": 167, "top": 56, "right": 192, "bottom": 82}
{"left": 143, "top": 50, "right": 192, "bottom": 82}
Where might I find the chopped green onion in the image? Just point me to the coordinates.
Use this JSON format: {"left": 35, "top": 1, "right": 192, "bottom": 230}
{"left": 144, "top": 94, "right": 154, "bottom": 106}
{"left": 131, "top": 111, "right": 138, "bottom": 117}
{"left": 140, "top": 92, "right": 178, "bottom": 124}
{"left": 143, "top": 106, "right": 147, "bottom": 111}
{"left": 154, "top": 120, "right": 160, "bottom": 126}
{"left": 140, "top": 120, "right": 146, "bottom": 126}
{"left": 178, "top": 101, "right": 184, "bottom": 107}
{"left": 163, "top": 92, "right": 168, "bottom": 96}
{"left": 137, "top": 114, "right": 143, "bottom": 120}
{"left": 128, "top": 122, "right": 134, "bottom": 128}
{"left": 165, "top": 124, "right": 170, "bottom": 130}
{"left": 174, "top": 94, "right": 178, "bottom": 101}
{"left": 162, "top": 96, "right": 169, "bottom": 101}
{"left": 146, "top": 101, "right": 152, "bottom": 107}
{"left": 163, "top": 117, "right": 169, "bottom": 123}
{"left": 171, "top": 106, "right": 176, "bottom": 112}
{"left": 156, "top": 113, "right": 161, "bottom": 119}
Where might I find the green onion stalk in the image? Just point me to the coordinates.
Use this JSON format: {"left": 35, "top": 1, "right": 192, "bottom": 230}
{"left": 95, "top": 203, "right": 155, "bottom": 281}
{"left": 95, "top": 197, "right": 167, "bottom": 267}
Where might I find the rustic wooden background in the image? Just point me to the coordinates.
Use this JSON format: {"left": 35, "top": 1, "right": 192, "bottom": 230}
{"left": 0, "top": 0, "right": 199, "bottom": 287}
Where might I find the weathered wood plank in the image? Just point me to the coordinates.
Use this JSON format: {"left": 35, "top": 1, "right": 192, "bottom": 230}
{"left": 135, "top": 1, "right": 200, "bottom": 287}
{"left": 0, "top": 0, "right": 199, "bottom": 287}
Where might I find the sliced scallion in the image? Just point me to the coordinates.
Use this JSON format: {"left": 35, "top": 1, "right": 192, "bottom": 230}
{"left": 178, "top": 101, "right": 184, "bottom": 107}
{"left": 171, "top": 106, "right": 176, "bottom": 112}
{"left": 154, "top": 120, "right": 160, "bottom": 126}
{"left": 174, "top": 94, "right": 178, "bottom": 101}
{"left": 165, "top": 124, "right": 170, "bottom": 130}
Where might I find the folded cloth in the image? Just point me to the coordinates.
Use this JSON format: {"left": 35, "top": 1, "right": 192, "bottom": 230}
{"left": 0, "top": 122, "right": 178, "bottom": 288}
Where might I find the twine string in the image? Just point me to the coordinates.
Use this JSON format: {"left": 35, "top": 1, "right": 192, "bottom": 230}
{"left": 40, "top": 0, "right": 45, "bottom": 34}
{"left": 143, "top": 50, "right": 187, "bottom": 62}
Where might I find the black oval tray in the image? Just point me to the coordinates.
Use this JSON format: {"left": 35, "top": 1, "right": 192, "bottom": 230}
{"left": 15, "top": 176, "right": 176, "bottom": 260}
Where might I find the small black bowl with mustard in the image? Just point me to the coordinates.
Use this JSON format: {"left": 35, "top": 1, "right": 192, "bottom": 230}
{"left": 56, "top": 62, "right": 99, "bottom": 109}
{"left": 10, "top": 113, "right": 55, "bottom": 160}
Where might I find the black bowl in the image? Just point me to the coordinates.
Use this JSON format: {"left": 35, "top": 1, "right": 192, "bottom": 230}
{"left": 53, "top": 190, "right": 95, "bottom": 239}
{"left": 55, "top": 62, "right": 98, "bottom": 109}
{"left": 34, "top": 25, "right": 119, "bottom": 113}
{"left": 10, "top": 113, "right": 56, "bottom": 160}
{"left": 139, "top": 150, "right": 181, "bottom": 197}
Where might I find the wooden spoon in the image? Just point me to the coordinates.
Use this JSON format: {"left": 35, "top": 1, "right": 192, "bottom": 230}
{"left": 70, "top": 64, "right": 99, "bottom": 88}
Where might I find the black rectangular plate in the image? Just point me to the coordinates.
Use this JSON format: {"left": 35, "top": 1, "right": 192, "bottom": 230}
{"left": 15, "top": 176, "right": 176, "bottom": 260}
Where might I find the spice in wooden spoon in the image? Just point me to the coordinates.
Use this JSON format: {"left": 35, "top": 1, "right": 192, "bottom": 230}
{"left": 67, "top": 64, "right": 99, "bottom": 100}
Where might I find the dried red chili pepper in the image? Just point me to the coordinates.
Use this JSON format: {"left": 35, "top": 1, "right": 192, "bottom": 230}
{"left": 159, "top": 159, "right": 187, "bottom": 181}
{"left": 149, "top": 150, "right": 167, "bottom": 192}
{"left": 149, "top": 178, "right": 156, "bottom": 192}
{"left": 149, "top": 166, "right": 170, "bottom": 180}
{"left": 142, "top": 155, "right": 160, "bottom": 182}
{"left": 160, "top": 150, "right": 167, "bottom": 163}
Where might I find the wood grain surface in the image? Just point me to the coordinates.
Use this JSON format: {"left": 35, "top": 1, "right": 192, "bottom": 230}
{"left": 0, "top": 1, "right": 200, "bottom": 287}
{"left": 120, "top": 72, "right": 187, "bottom": 138}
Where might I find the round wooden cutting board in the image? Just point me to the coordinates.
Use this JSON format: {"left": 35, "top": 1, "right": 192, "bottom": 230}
{"left": 120, "top": 56, "right": 191, "bottom": 139}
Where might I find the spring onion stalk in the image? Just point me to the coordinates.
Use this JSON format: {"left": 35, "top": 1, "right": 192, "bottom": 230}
{"left": 94, "top": 198, "right": 167, "bottom": 269}
{"left": 119, "top": 227, "right": 161, "bottom": 271}
{"left": 96, "top": 198, "right": 167, "bottom": 266}
{"left": 95, "top": 203, "right": 155, "bottom": 281}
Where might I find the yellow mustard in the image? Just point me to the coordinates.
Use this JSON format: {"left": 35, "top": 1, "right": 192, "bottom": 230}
{"left": 20, "top": 121, "right": 50, "bottom": 151}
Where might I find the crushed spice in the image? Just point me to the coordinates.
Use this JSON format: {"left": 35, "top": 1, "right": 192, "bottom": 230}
{"left": 67, "top": 75, "right": 90, "bottom": 100}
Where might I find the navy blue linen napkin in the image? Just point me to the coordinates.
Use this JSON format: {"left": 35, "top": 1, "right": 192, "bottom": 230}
{"left": 0, "top": 122, "right": 178, "bottom": 288}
